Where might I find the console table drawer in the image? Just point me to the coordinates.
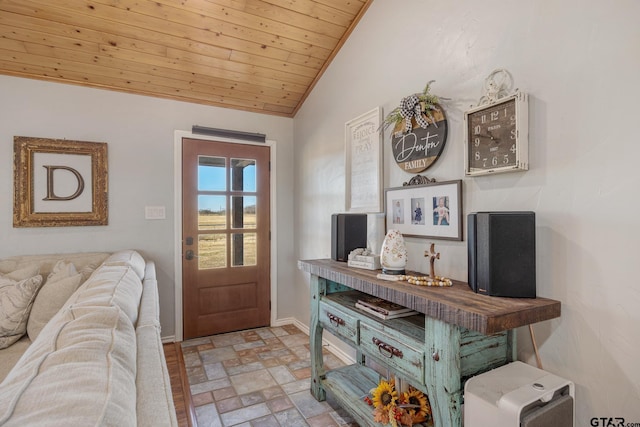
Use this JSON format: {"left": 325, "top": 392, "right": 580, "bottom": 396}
{"left": 319, "top": 299, "right": 359, "bottom": 345}
{"left": 359, "top": 322, "right": 425, "bottom": 384}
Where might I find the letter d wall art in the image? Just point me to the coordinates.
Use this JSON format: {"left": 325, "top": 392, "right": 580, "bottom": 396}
{"left": 13, "top": 136, "right": 108, "bottom": 227}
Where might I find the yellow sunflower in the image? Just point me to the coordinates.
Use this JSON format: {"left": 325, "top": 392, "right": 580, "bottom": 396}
{"left": 372, "top": 379, "right": 398, "bottom": 411}
{"left": 402, "top": 387, "right": 431, "bottom": 423}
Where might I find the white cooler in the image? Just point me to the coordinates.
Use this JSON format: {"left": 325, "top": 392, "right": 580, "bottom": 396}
{"left": 464, "top": 361, "right": 574, "bottom": 427}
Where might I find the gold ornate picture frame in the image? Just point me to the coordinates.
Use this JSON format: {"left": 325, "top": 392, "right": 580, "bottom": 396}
{"left": 13, "top": 136, "right": 108, "bottom": 227}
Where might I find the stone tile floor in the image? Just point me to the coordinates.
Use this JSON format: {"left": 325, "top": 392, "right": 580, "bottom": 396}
{"left": 181, "top": 324, "right": 359, "bottom": 427}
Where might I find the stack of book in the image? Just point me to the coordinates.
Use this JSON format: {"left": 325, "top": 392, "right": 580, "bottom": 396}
{"left": 355, "top": 296, "right": 418, "bottom": 320}
{"left": 347, "top": 252, "right": 381, "bottom": 270}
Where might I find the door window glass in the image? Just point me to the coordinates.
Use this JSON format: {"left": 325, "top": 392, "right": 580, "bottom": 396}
{"left": 198, "top": 195, "right": 226, "bottom": 230}
{"left": 231, "top": 196, "right": 257, "bottom": 229}
{"left": 198, "top": 234, "right": 226, "bottom": 269}
{"left": 231, "top": 232, "right": 257, "bottom": 267}
{"left": 198, "top": 156, "right": 226, "bottom": 191}
{"left": 230, "top": 158, "right": 256, "bottom": 192}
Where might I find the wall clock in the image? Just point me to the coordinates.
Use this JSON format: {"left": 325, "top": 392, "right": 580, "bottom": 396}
{"left": 463, "top": 91, "right": 528, "bottom": 176}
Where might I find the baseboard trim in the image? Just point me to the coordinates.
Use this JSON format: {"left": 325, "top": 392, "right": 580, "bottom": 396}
{"left": 270, "top": 317, "right": 296, "bottom": 327}
{"left": 162, "top": 335, "right": 176, "bottom": 344}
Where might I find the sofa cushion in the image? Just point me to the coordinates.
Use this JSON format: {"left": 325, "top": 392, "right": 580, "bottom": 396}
{"left": 0, "top": 305, "right": 137, "bottom": 426}
{"left": 46, "top": 259, "right": 77, "bottom": 281}
{"left": 103, "top": 250, "right": 146, "bottom": 280}
{"left": 66, "top": 264, "right": 143, "bottom": 325}
{"left": 0, "top": 274, "right": 43, "bottom": 349}
{"left": 136, "top": 325, "right": 178, "bottom": 427}
{"left": 0, "top": 261, "right": 16, "bottom": 274}
{"left": 27, "top": 261, "right": 83, "bottom": 341}
{"left": 135, "top": 275, "right": 178, "bottom": 426}
{"left": 137, "top": 267, "right": 160, "bottom": 329}
{"left": 0, "top": 253, "right": 110, "bottom": 279}
{"left": 1, "top": 264, "right": 40, "bottom": 281}
{"left": 0, "top": 336, "right": 31, "bottom": 383}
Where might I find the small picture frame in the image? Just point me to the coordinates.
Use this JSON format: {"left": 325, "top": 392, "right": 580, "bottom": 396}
{"left": 13, "top": 136, "right": 108, "bottom": 227}
{"left": 384, "top": 180, "right": 462, "bottom": 240}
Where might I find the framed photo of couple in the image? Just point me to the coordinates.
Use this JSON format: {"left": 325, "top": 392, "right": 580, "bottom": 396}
{"left": 384, "top": 180, "right": 462, "bottom": 240}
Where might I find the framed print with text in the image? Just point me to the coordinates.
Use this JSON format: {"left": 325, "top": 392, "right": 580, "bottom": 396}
{"left": 385, "top": 180, "right": 462, "bottom": 240}
{"left": 345, "top": 107, "right": 383, "bottom": 212}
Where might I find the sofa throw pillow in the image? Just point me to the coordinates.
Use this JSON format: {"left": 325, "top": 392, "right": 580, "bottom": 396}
{"left": 78, "top": 261, "right": 103, "bottom": 283}
{"left": 3, "top": 264, "right": 40, "bottom": 282}
{"left": 0, "top": 274, "right": 43, "bottom": 349}
{"left": 47, "top": 260, "right": 77, "bottom": 283}
{"left": 27, "top": 261, "right": 83, "bottom": 341}
{"left": 0, "top": 260, "right": 18, "bottom": 275}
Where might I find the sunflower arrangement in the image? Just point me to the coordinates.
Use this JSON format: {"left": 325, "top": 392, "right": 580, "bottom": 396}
{"left": 364, "top": 378, "right": 433, "bottom": 426}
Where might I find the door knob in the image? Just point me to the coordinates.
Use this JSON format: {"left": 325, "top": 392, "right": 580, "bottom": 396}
{"left": 185, "top": 250, "right": 195, "bottom": 260}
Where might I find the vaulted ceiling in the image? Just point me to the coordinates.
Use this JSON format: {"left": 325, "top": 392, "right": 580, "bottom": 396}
{"left": 0, "top": 0, "right": 372, "bottom": 117}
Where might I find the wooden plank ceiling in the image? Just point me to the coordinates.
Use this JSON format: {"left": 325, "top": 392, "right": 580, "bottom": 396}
{"left": 0, "top": 0, "right": 372, "bottom": 117}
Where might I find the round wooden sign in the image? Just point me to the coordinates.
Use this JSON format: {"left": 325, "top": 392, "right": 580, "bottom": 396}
{"left": 391, "top": 106, "right": 448, "bottom": 173}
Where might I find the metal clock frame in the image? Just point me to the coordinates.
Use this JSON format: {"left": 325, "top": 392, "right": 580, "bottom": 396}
{"left": 463, "top": 91, "right": 529, "bottom": 176}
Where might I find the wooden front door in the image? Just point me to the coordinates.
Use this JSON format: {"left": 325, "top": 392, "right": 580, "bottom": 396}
{"left": 182, "top": 138, "right": 270, "bottom": 339}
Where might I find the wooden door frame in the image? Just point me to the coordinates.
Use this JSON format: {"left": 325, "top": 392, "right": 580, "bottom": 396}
{"left": 173, "top": 130, "right": 278, "bottom": 342}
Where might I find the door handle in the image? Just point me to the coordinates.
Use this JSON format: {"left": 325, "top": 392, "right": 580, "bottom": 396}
{"left": 185, "top": 250, "right": 195, "bottom": 260}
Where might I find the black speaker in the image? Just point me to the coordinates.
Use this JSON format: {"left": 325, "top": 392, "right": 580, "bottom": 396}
{"left": 467, "top": 214, "right": 478, "bottom": 293}
{"left": 467, "top": 211, "right": 536, "bottom": 298}
{"left": 331, "top": 214, "right": 367, "bottom": 262}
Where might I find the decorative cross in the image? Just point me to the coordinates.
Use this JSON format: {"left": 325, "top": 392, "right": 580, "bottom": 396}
{"left": 424, "top": 243, "right": 440, "bottom": 279}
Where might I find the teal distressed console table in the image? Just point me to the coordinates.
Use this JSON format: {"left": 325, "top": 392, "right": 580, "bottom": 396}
{"left": 299, "top": 259, "right": 561, "bottom": 427}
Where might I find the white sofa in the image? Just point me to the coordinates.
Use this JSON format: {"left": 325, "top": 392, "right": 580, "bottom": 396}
{"left": 0, "top": 250, "right": 178, "bottom": 426}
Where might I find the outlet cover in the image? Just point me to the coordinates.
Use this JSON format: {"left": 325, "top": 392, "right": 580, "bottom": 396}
{"left": 145, "top": 206, "right": 166, "bottom": 220}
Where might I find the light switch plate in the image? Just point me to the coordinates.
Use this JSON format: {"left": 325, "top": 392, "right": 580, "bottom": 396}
{"left": 145, "top": 206, "right": 166, "bottom": 220}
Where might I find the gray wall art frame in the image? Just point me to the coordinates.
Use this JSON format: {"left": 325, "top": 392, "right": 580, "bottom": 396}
{"left": 345, "top": 107, "right": 383, "bottom": 213}
{"left": 385, "top": 179, "right": 462, "bottom": 240}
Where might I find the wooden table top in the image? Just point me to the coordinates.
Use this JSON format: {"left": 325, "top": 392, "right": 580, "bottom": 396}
{"left": 299, "top": 259, "right": 561, "bottom": 335}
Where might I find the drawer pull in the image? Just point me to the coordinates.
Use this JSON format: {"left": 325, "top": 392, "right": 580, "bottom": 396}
{"left": 372, "top": 337, "right": 403, "bottom": 359}
{"left": 327, "top": 312, "right": 345, "bottom": 327}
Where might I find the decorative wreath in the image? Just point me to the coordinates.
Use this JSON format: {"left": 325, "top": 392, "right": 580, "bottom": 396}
{"left": 363, "top": 378, "right": 433, "bottom": 426}
{"left": 381, "top": 81, "right": 443, "bottom": 138}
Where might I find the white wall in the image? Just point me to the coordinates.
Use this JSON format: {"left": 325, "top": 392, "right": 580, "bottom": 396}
{"left": 294, "top": 0, "right": 640, "bottom": 423}
{"left": 0, "top": 75, "right": 295, "bottom": 338}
